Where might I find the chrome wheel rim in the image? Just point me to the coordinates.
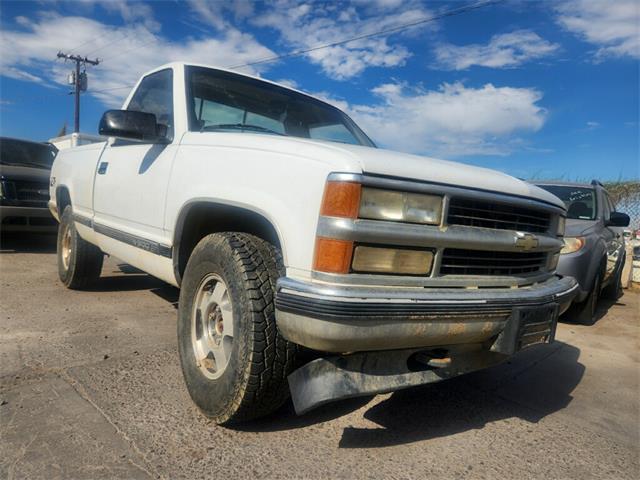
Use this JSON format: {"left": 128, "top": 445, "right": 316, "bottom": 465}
{"left": 61, "top": 225, "right": 72, "bottom": 270}
{"left": 191, "top": 273, "right": 234, "bottom": 379}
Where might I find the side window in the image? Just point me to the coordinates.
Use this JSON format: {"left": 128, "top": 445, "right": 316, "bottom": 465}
{"left": 309, "top": 123, "right": 360, "bottom": 145}
{"left": 127, "top": 69, "right": 174, "bottom": 139}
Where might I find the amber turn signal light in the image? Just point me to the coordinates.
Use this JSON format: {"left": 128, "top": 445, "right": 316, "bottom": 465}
{"left": 319, "top": 181, "right": 361, "bottom": 218}
{"left": 313, "top": 237, "right": 354, "bottom": 274}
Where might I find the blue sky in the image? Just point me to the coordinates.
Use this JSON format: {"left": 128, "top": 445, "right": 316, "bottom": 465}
{"left": 0, "top": 0, "right": 638, "bottom": 180}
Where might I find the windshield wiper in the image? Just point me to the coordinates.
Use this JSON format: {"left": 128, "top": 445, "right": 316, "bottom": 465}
{"left": 201, "top": 123, "right": 285, "bottom": 136}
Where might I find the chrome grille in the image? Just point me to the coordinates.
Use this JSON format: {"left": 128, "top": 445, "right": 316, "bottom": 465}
{"left": 441, "top": 249, "right": 547, "bottom": 276}
{"left": 447, "top": 197, "right": 551, "bottom": 233}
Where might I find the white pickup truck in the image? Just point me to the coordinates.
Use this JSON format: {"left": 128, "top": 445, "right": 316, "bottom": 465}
{"left": 49, "top": 62, "right": 578, "bottom": 423}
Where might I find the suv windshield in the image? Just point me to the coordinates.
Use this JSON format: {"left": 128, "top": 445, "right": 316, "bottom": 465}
{"left": 0, "top": 138, "right": 57, "bottom": 170}
{"left": 537, "top": 185, "right": 597, "bottom": 220}
{"left": 186, "top": 66, "right": 375, "bottom": 147}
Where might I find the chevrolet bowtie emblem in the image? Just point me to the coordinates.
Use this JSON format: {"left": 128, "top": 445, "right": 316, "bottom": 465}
{"left": 514, "top": 232, "right": 539, "bottom": 251}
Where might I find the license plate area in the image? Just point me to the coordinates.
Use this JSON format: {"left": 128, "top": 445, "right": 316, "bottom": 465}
{"left": 490, "top": 303, "right": 559, "bottom": 355}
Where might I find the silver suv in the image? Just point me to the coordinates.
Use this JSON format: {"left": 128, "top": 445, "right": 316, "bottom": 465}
{"left": 536, "top": 180, "right": 630, "bottom": 324}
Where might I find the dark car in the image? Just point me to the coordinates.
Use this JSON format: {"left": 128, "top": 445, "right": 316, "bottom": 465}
{"left": 536, "top": 180, "right": 630, "bottom": 324}
{"left": 0, "top": 137, "right": 58, "bottom": 232}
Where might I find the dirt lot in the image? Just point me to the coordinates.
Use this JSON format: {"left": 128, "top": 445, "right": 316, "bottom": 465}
{"left": 1, "top": 233, "right": 639, "bottom": 480}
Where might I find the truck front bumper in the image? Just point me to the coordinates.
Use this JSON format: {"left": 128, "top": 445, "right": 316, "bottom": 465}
{"left": 275, "top": 275, "right": 578, "bottom": 353}
{"left": 277, "top": 275, "right": 578, "bottom": 414}
{"left": 0, "top": 205, "right": 58, "bottom": 232}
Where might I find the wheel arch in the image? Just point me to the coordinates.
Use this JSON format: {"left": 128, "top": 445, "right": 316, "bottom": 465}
{"left": 172, "top": 199, "right": 286, "bottom": 286}
{"left": 56, "top": 185, "right": 72, "bottom": 216}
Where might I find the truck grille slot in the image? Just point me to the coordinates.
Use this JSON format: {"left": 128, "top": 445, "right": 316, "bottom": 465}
{"left": 447, "top": 198, "right": 551, "bottom": 233}
{"left": 15, "top": 181, "right": 49, "bottom": 202}
{"left": 2, "top": 180, "right": 50, "bottom": 207}
{"left": 440, "top": 249, "right": 547, "bottom": 276}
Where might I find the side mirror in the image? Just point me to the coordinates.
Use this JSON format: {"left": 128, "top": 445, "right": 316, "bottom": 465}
{"left": 607, "top": 211, "right": 630, "bottom": 227}
{"left": 99, "top": 110, "right": 168, "bottom": 143}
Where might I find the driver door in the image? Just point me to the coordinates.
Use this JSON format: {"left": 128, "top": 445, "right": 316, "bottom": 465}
{"left": 92, "top": 68, "right": 177, "bottom": 251}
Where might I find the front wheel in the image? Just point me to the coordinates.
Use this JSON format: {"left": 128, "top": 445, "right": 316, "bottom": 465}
{"left": 602, "top": 253, "right": 624, "bottom": 300}
{"left": 571, "top": 272, "right": 601, "bottom": 325}
{"left": 57, "top": 206, "right": 103, "bottom": 289}
{"left": 177, "top": 232, "right": 297, "bottom": 424}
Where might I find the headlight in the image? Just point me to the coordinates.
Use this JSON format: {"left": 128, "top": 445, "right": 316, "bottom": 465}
{"left": 561, "top": 237, "right": 585, "bottom": 254}
{"left": 557, "top": 216, "right": 566, "bottom": 236}
{"left": 359, "top": 188, "right": 443, "bottom": 225}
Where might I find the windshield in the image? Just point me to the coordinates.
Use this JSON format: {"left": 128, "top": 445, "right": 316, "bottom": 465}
{"left": 0, "top": 138, "right": 57, "bottom": 170}
{"left": 537, "top": 185, "right": 597, "bottom": 220}
{"left": 186, "top": 66, "right": 375, "bottom": 147}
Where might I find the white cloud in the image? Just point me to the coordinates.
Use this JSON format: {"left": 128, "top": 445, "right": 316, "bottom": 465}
{"left": 347, "top": 82, "right": 546, "bottom": 156}
{"left": 101, "top": 0, "right": 160, "bottom": 31}
{"left": 185, "top": 0, "right": 256, "bottom": 32}
{"left": 272, "top": 78, "right": 300, "bottom": 90}
{"left": 586, "top": 121, "right": 600, "bottom": 129}
{"left": 434, "top": 30, "right": 560, "bottom": 70}
{"left": 251, "top": 0, "right": 434, "bottom": 79}
{"left": 556, "top": 0, "right": 640, "bottom": 60}
{"left": 0, "top": 12, "right": 275, "bottom": 107}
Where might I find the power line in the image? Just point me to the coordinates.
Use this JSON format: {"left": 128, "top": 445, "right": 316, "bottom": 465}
{"left": 87, "top": 32, "right": 133, "bottom": 57}
{"left": 99, "top": 36, "right": 159, "bottom": 62}
{"left": 9, "top": 0, "right": 501, "bottom": 104}
{"left": 91, "top": 0, "right": 501, "bottom": 94}
{"left": 228, "top": 0, "right": 502, "bottom": 69}
{"left": 67, "top": 30, "right": 113, "bottom": 56}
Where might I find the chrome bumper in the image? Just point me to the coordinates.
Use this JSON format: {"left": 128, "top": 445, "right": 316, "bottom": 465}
{"left": 275, "top": 275, "right": 578, "bottom": 352}
{"left": 0, "top": 205, "right": 57, "bottom": 232}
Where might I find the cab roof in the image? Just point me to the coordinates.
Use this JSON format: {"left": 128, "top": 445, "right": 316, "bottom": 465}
{"left": 145, "top": 61, "right": 329, "bottom": 108}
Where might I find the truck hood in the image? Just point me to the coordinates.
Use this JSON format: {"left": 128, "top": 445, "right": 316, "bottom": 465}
{"left": 565, "top": 218, "right": 599, "bottom": 237}
{"left": 325, "top": 142, "right": 564, "bottom": 208}
{"left": 190, "top": 132, "right": 565, "bottom": 209}
{"left": 0, "top": 164, "right": 51, "bottom": 183}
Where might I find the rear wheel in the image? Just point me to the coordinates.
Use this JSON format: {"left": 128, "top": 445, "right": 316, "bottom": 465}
{"left": 57, "top": 206, "right": 103, "bottom": 289}
{"left": 177, "top": 232, "right": 297, "bottom": 424}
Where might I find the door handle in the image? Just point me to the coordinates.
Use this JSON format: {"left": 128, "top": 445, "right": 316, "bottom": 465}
{"left": 98, "top": 162, "right": 109, "bottom": 175}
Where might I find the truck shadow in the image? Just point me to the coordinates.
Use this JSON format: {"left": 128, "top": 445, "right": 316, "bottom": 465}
{"left": 0, "top": 232, "right": 57, "bottom": 254}
{"left": 337, "top": 342, "right": 583, "bottom": 448}
{"left": 238, "top": 342, "right": 584, "bottom": 449}
{"left": 87, "top": 263, "right": 180, "bottom": 308}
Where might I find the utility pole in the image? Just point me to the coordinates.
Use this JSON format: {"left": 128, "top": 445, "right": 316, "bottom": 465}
{"left": 56, "top": 52, "right": 100, "bottom": 133}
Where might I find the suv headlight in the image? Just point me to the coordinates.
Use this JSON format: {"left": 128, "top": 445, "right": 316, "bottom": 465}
{"left": 359, "top": 188, "right": 443, "bottom": 225}
{"left": 561, "top": 237, "right": 585, "bottom": 254}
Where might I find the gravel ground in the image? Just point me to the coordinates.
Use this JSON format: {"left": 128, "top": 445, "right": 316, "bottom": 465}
{"left": 1, "top": 233, "right": 639, "bottom": 479}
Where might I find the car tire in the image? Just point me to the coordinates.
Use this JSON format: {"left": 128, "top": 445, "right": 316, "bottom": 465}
{"left": 602, "top": 253, "right": 624, "bottom": 300}
{"left": 572, "top": 271, "right": 601, "bottom": 325}
{"left": 57, "top": 206, "right": 104, "bottom": 289}
{"left": 177, "top": 232, "right": 297, "bottom": 424}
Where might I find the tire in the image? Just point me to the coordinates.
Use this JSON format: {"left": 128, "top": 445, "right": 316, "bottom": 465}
{"left": 177, "top": 232, "right": 297, "bottom": 424}
{"left": 57, "top": 206, "right": 104, "bottom": 289}
{"left": 572, "top": 272, "right": 601, "bottom": 325}
{"left": 602, "top": 253, "right": 624, "bottom": 300}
